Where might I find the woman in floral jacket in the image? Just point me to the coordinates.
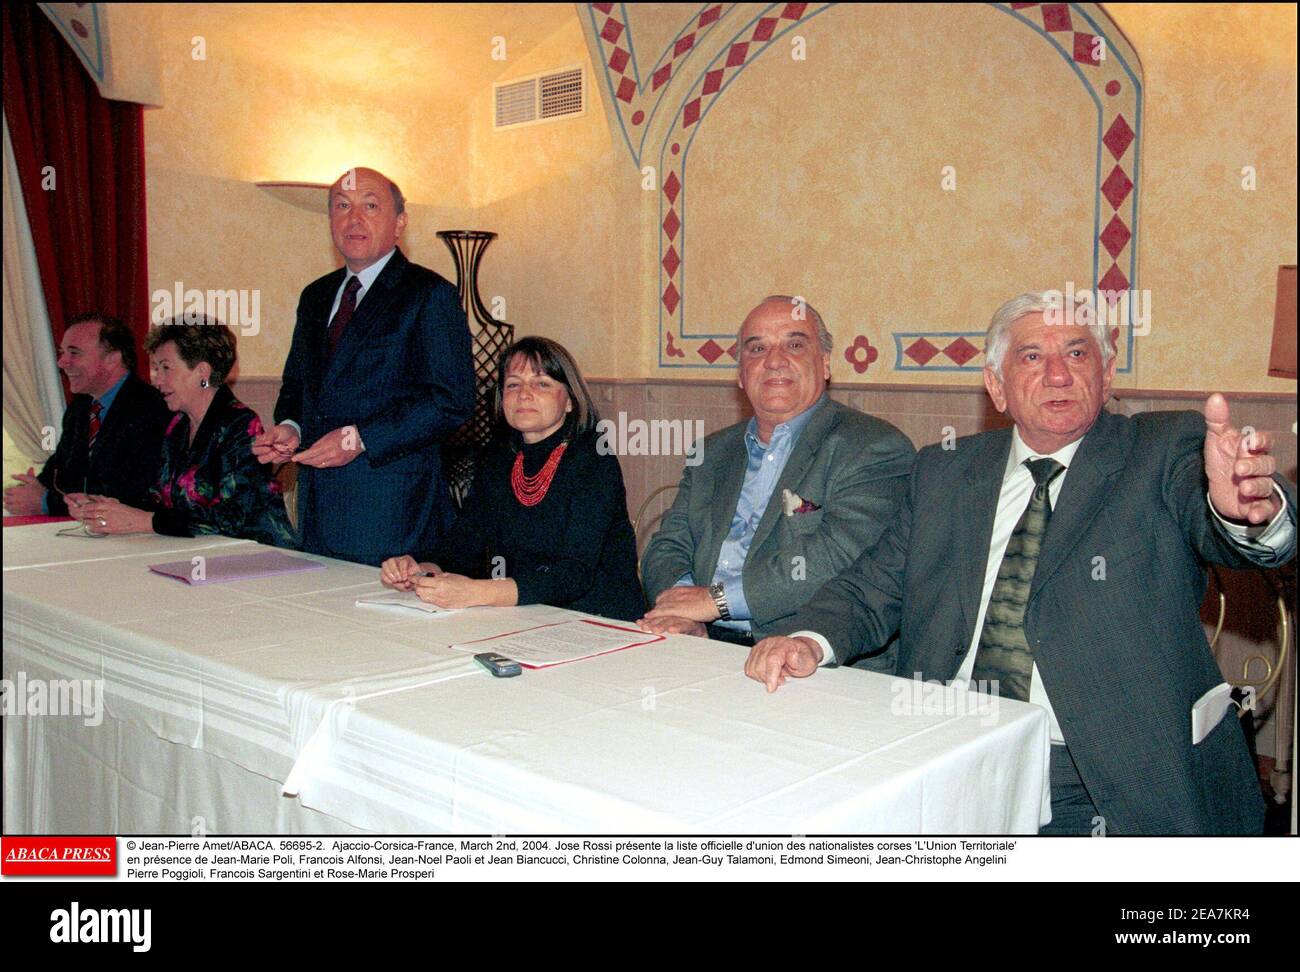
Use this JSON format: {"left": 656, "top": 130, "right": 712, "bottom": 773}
{"left": 79, "top": 317, "right": 297, "bottom": 548}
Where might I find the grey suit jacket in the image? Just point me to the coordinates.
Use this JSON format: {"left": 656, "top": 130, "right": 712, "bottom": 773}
{"left": 641, "top": 397, "right": 915, "bottom": 643}
{"left": 779, "top": 408, "right": 1297, "bottom": 834}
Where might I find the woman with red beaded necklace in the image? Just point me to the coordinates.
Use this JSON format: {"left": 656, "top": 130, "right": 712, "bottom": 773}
{"left": 379, "top": 337, "right": 644, "bottom": 621}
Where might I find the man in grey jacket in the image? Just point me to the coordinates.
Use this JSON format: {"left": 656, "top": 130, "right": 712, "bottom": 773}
{"left": 639, "top": 296, "right": 915, "bottom": 656}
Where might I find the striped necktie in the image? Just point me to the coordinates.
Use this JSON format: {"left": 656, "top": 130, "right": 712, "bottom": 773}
{"left": 87, "top": 400, "right": 103, "bottom": 457}
{"left": 971, "top": 457, "right": 1065, "bottom": 701}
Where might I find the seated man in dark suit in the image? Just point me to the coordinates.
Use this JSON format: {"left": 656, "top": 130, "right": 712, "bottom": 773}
{"left": 638, "top": 296, "right": 915, "bottom": 653}
{"left": 746, "top": 291, "right": 1297, "bottom": 835}
{"left": 4, "top": 313, "right": 169, "bottom": 517}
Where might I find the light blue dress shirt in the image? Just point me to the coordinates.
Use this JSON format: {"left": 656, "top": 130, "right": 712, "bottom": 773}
{"left": 678, "top": 393, "right": 828, "bottom": 632}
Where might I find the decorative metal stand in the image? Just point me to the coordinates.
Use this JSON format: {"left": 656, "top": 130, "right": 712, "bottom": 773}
{"left": 437, "top": 230, "right": 515, "bottom": 506}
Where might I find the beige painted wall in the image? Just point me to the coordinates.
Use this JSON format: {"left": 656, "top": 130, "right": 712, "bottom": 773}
{"left": 4, "top": 2, "right": 1296, "bottom": 481}
{"left": 465, "top": 16, "right": 634, "bottom": 380}
{"left": 1108, "top": 2, "right": 1297, "bottom": 393}
{"left": 141, "top": 2, "right": 1300, "bottom": 394}
{"left": 577, "top": 2, "right": 1297, "bottom": 391}
{"left": 144, "top": 4, "right": 472, "bottom": 380}
{"left": 682, "top": 3, "right": 1097, "bottom": 383}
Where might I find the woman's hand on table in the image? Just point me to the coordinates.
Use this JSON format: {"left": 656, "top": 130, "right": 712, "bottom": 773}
{"left": 380, "top": 555, "right": 441, "bottom": 591}
{"left": 412, "top": 571, "right": 480, "bottom": 608}
{"left": 78, "top": 496, "right": 153, "bottom": 534}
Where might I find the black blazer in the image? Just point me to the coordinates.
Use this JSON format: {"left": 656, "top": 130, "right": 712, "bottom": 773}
{"left": 429, "top": 423, "right": 645, "bottom": 622}
{"left": 781, "top": 409, "right": 1297, "bottom": 835}
{"left": 37, "top": 373, "right": 171, "bottom": 515}
{"left": 274, "top": 248, "right": 475, "bottom": 565}
{"left": 151, "top": 384, "right": 298, "bottom": 548}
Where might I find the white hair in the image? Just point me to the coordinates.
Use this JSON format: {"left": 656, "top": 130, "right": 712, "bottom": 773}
{"left": 738, "top": 295, "right": 833, "bottom": 354}
{"left": 985, "top": 291, "right": 1116, "bottom": 377}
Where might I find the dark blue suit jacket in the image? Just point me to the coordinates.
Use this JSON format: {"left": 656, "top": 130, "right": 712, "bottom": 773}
{"left": 275, "top": 248, "right": 474, "bottom": 565}
{"left": 37, "top": 373, "right": 170, "bottom": 515}
{"left": 780, "top": 409, "right": 1297, "bottom": 834}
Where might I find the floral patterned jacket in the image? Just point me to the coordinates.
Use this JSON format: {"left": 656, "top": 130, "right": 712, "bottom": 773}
{"left": 151, "top": 384, "right": 298, "bottom": 548}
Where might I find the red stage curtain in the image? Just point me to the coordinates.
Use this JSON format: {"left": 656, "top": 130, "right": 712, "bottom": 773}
{"left": 2, "top": 4, "right": 150, "bottom": 386}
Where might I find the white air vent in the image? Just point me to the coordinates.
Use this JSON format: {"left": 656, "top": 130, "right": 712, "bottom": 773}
{"left": 493, "top": 66, "right": 585, "bottom": 130}
{"left": 494, "top": 78, "right": 537, "bottom": 128}
{"left": 539, "top": 68, "right": 583, "bottom": 119}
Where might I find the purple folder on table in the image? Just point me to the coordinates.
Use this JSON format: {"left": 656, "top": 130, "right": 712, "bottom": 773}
{"left": 148, "top": 551, "right": 326, "bottom": 585}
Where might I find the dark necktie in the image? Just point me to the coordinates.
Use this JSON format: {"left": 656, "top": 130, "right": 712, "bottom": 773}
{"left": 971, "top": 457, "right": 1065, "bottom": 701}
{"left": 327, "top": 276, "right": 362, "bottom": 355}
{"left": 87, "top": 400, "right": 103, "bottom": 457}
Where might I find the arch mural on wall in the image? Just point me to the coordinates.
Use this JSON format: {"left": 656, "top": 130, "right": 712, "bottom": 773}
{"left": 584, "top": 2, "right": 1144, "bottom": 373}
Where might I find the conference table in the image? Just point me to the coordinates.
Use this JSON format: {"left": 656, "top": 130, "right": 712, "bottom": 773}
{"left": 2, "top": 524, "right": 1051, "bottom": 834}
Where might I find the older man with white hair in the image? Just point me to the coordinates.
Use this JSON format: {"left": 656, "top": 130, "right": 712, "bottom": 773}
{"left": 745, "top": 291, "right": 1296, "bottom": 835}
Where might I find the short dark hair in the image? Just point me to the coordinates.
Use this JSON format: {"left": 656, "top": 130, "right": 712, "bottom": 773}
{"left": 67, "top": 312, "right": 136, "bottom": 371}
{"left": 144, "top": 316, "right": 238, "bottom": 386}
{"left": 494, "top": 336, "right": 598, "bottom": 435}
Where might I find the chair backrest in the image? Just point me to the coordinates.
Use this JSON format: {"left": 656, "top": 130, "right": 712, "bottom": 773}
{"left": 276, "top": 462, "right": 299, "bottom": 531}
{"left": 1207, "top": 565, "right": 1292, "bottom": 701}
{"left": 632, "top": 483, "right": 679, "bottom": 563}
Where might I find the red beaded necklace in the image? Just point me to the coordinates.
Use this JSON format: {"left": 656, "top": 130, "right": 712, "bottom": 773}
{"left": 511, "top": 442, "right": 568, "bottom": 507}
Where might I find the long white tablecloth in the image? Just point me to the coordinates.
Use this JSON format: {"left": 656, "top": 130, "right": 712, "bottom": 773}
{"left": 3, "top": 525, "right": 1050, "bottom": 833}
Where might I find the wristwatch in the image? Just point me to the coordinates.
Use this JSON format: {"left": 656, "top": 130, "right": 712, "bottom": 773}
{"left": 708, "top": 582, "right": 731, "bottom": 621}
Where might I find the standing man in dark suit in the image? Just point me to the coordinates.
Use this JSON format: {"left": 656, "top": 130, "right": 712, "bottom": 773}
{"left": 746, "top": 291, "right": 1296, "bottom": 835}
{"left": 253, "top": 167, "right": 474, "bottom": 565}
{"left": 639, "top": 296, "right": 914, "bottom": 652}
{"left": 4, "top": 313, "right": 169, "bottom": 517}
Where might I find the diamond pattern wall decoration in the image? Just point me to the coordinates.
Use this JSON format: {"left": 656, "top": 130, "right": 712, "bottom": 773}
{"left": 587, "top": 2, "right": 729, "bottom": 149}
{"left": 1097, "top": 264, "right": 1130, "bottom": 297}
{"left": 1103, "top": 114, "right": 1135, "bottom": 159}
{"left": 1041, "top": 3, "right": 1072, "bottom": 31}
{"left": 697, "top": 340, "right": 725, "bottom": 363}
{"left": 1100, "top": 214, "right": 1131, "bottom": 258}
{"left": 1101, "top": 165, "right": 1134, "bottom": 210}
{"left": 943, "top": 337, "right": 980, "bottom": 367}
{"left": 585, "top": 3, "right": 1141, "bottom": 372}
{"left": 662, "top": 282, "right": 680, "bottom": 315}
{"left": 896, "top": 334, "right": 989, "bottom": 371}
{"left": 904, "top": 339, "right": 939, "bottom": 367}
